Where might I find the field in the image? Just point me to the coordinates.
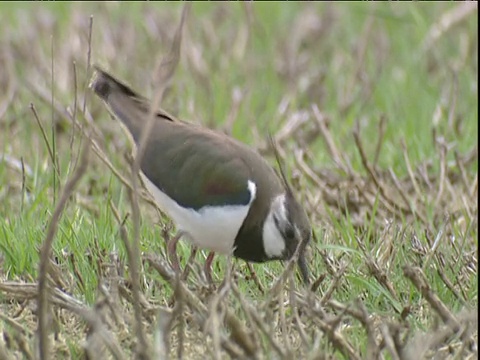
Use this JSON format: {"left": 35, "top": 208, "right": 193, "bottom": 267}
{"left": 0, "top": 3, "right": 477, "bottom": 359}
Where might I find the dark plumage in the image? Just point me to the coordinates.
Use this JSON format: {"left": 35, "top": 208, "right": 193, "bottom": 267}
{"left": 90, "top": 66, "right": 311, "bottom": 283}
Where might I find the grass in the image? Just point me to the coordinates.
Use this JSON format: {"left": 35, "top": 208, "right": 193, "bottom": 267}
{"left": 0, "top": 2, "right": 477, "bottom": 359}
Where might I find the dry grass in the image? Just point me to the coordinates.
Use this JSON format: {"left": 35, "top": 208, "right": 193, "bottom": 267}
{"left": 0, "top": 3, "right": 477, "bottom": 359}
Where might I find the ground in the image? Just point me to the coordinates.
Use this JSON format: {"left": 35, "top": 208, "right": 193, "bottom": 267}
{"left": 0, "top": 3, "right": 477, "bottom": 359}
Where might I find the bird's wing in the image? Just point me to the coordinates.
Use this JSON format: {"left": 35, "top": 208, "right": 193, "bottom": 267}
{"left": 141, "top": 125, "right": 255, "bottom": 211}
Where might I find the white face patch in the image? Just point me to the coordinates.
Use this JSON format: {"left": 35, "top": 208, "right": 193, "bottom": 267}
{"left": 262, "top": 194, "right": 287, "bottom": 259}
{"left": 141, "top": 173, "right": 257, "bottom": 255}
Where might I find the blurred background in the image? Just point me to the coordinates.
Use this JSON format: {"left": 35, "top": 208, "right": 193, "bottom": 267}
{"left": 0, "top": 3, "right": 477, "bottom": 359}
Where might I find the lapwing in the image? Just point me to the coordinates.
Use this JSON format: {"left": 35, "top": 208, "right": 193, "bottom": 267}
{"left": 90, "top": 66, "right": 312, "bottom": 284}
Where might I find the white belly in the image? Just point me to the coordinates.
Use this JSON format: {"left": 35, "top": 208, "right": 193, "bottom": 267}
{"left": 140, "top": 173, "right": 256, "bottom": 254}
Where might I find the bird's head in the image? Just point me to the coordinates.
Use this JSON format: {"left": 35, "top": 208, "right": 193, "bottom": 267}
{"left": 262, "top": 190, "right": 311, "bottom": 284}
{"left": 262, "top": 136, "right": 312, "bottom": 284}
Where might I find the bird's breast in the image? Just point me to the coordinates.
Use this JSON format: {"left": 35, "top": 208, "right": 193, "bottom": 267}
{"left": 141, "top": 173, "right": 255, "bottom": 254}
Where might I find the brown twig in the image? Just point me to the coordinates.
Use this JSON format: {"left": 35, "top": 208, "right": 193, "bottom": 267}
{"left": 83, "top": 15, "right": 93, "bottom": 114}
{"left": 245, "top": 262, "right": 265, "bottom": 294}
{"left": 289, "top": 284, "right": 309, "bottom": 348}
{"left": 454, "top": 150, "right": 473, "bottom": 198}
{"left": 30, "top": 103, "right": 61, "bottom": 180}
{"left": 308, "top": 306, "right": 361, "bottom": 360}
{"left": 401, "top": 139, "right": 424, "bottom": 198}
{"left": 278, "top": 278, "right": 292, "bottom": 358}
{"left": 469, "top": 172, "right": 477, "bottom": 199}
{"left": 294, "top": 148, "right": 328, "bottom": 193}
{"left": 388, "top": 168, "right": 428, "bottom": 226}
{"left": 108, "top": 201, "right": 134, "bottom": 274}
{"left": 206, "top": 259, "right": 233, "bottom": 360}
{"left": 403, "top": 308, "right": 477, "bottom": 358}
{"left": 0, "top": 313, "right": 33, "bottom": 337}
{"left": 66, "top": 303, "right": 126, "bottom": 360}
{"left": 423, "top": 2, "right": 478, "bottom": 52}
{"left": 434, "top": 138, "right": 447, "bottom": 208}
{"left": 229, "top": 277, "right": 262, "bottom": 353}
{"left": 20, "top": 156, "right": 26, "bottom": 212}
{"left": 173, "top": 276, "right": 186, "bottom": 360}
{"left": 311, "top": 104, "right": 348, "bottom": 173}
{"left": 50, "top": 35, "right": 58, "bottom": 202}
{"left": 37, "top": 142, "right": 89, "bottom": 359}
{"left": 128, "top": 7, "right": 190, "bottom": 357}
{"left": 145, "top": 254, "right": 257, "bottom": 358}
{"left": 373, "top": 115, "right": 386, "bottom": 169}
{"left": 70, "top": 60, "right": 78, "bottom": 161}
{"left": 403, "top": 266, "right": 462, "bottom": 332}
{"left": 239, "top": 293, "right": 287, "bottom": 359}
{"left": 355, "top": 300, "right": 381, "bottom": 359}
{"left": 436, "top": 268, "right": 468, "bottom": 306}
{"left": 353, "top": 121, "right": 410, "bottom": 216}
{"left": 320, "top": 261, "right": 348, "bottom": 306}
{"left": 379, "top": 323, "right": 401, "bottom": 360}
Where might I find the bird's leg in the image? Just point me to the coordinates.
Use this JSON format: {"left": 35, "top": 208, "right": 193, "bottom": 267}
{"left": 167, "top": 231, "right": 184, "bottom": 274}
{"left": 181, "top": 247, "right": 198, "bottom": 280}
{"left": 204, "top": 251, "right": 216, "bottom": 284}
{"left": 246, "top": 262, "right": 264, "bottom": 294}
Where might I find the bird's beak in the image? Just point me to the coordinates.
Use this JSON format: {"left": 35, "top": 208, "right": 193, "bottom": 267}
{"left": 298, "top": 250, "right": 310, "bottom": 285}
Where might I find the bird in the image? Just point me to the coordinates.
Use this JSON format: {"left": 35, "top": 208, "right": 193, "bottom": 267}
{"left": 90, "top": 66, "right": 312, "bottom": 284}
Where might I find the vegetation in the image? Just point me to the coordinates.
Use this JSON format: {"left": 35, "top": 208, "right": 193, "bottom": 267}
{"left": 0, "top": 3, "right": 477, "bottom": 359}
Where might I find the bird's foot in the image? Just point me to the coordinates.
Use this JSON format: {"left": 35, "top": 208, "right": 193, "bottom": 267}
{"left": 167, "top": 232, "right": 183, "bottom": 276}
{"left": 180, "top": 247, "right": 198, "bottom": 281}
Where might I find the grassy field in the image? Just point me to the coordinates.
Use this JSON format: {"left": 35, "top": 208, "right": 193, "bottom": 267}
{"left": 0, "top": 2, "right": 477, "bottom": 359}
